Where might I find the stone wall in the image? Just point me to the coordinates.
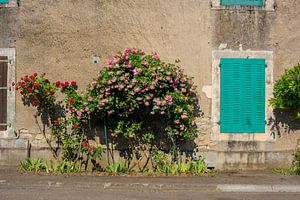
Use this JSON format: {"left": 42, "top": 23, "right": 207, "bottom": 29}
{"left": 0, "top": 0, "right": 299, "bottom": 169}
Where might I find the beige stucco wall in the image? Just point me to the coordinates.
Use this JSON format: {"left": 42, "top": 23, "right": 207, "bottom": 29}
{"left": 0, "top": 0, "right": 299, "bottom": 168}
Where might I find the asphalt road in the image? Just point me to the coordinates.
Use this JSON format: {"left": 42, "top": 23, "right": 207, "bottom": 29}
{"left": 1, "top": 167, "right": 300, "bottom": 200}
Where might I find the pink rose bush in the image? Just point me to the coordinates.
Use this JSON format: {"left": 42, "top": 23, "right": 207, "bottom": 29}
{"left": 84, "top": 48, "right": 198, "bottom": 140}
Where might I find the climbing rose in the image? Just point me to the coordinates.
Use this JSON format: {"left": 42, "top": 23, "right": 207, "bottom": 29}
{"left": 55, "top": 81, "right": 61, "bottom": 87}
{"left": 69, "top": 98, "right": 75, "bottom": 104}
{"left": 82, "top": 141, "right": 88, "bottom": 147}
{"left": 165, "top": 95, "right": 173, "bottom": 102}
{"left": 73, "top": 124, "right": 79, "bottom": 129}
{"left": 71, "top": 80, "right": 77, "bottom": 87}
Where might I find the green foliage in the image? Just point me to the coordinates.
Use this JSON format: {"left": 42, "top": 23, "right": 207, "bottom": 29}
{"left": 105, "top": 162, "right": 129, "bottom": 173}
{"left": 19, "top": 158, "right": 49, "bottom": 173}
{"left": 293, "top": 151, "right": 300, "bottom": 175}
{"left": 51, "top": 160, "right": 81, "bottom": 174}
{"left": 151, "top": 150, "right": 211, "bottom": 175}
{"left": 270, "top": 64, "right": 300, "bottom": 118}
{"left": 272, "top": 151, "right": 300, "bottom": 175}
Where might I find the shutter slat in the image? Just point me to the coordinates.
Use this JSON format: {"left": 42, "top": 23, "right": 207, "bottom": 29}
{"left": 0, "top": 56, "right": 8, "bottom": 131}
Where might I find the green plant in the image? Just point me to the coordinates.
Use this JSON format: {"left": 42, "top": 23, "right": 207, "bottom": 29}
{"left": 105, "top": 162, "right": 129, "bottom": 173}
{"left": 293, "top": 151, "right": 300, "bottom": 175}
{"left": 19, "top": 158, "right": 49, "bottom": 173}
{"left": 270, "top": 64, "right": 300, "bottom": 118}
{"left": 52, "top": 160, "right": 81, "bottom": 174}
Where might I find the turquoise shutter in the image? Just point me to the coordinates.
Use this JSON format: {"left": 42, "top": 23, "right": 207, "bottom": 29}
{"left": 221, "top": 0, "right": 264, "bottom": 6}
{"left": 220, "top": 58, "right": 265, "bottom": 133}
{"left": 0, "top": 0, "right": 9, "bottom": 4}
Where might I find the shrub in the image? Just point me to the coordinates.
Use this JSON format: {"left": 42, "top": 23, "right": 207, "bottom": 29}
{"left": 270, "top": 64, "right": 300, "bottom": 118}
{"left": 84, "top": 48, "right": 198, "bottom": 145}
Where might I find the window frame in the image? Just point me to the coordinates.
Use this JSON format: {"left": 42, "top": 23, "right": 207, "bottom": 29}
{"left": 0, "top": 48, "right": 15, "bottom": 138}
{"left": 211, "top": 0, "right": 275, "bottom": 11}
{"left": 208, "top": 50, "right": 274, "bottom": 142}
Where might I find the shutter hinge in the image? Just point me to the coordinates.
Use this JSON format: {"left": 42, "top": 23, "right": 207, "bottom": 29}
{"left": 265, "top": 61, "right": 268, "bottom": 68}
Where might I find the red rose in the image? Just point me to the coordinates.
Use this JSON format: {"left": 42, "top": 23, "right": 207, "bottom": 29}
{"left": 82, "top": 141, "right": 88, "bottom": 147}
{"left": 28, "top": 88, "right": 33, "bottom": 93}
{"left": 50, "top": 91, "right": 55, "bottom": 95}
{"left": 69, "top": 98, "right": 75, "bottom": 104}
{"left": 54, "top": 120, "right": 59, "bottom": 125}
{"left": 31, "top": 82, "right": 35, "bottom": 86}
{"left": 35, "top": 83, "right": 41, "bottom": 88}
{"left": 88, "top": 146, "right": 93, "bottom": 151}
{"left": 55, "top": 81, "right": 61, "bottom": 87}
{"left": 71, "top": 80, "right": 77, "bottom": 87}
{"left": 33, "top": 72, "right": 38, "bottom": 77}
{"left": 11, "top": 82, "right": 15, "bottom": 87}
{"left": 31, "top": 101, "right": 38, "bottom": 107}
{"left": 73, "top": 124, "right": 78, "bottom": 129}
{"left": 64, "top": 81, "right": 69, "bottom": 87}
{"left": 20, "top": 91, "right": 24, "bottom": 95}
{"left": 24, "top": 76, "right": 29, "bottom": 83}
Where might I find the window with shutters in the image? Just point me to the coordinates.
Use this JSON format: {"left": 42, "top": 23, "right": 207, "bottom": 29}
{"left": 0, "top": 48, "right": 15, "bottom": 136}
{"left": 0, "top": 0, "right": 17, "bottom": 7}
{"left": 220, "top": 58, "right": 265, "bottom": 133}
{"left": 220, "top": 0, "right": 264, "bottom": 6}
{"left": 211, "top": 0, "right": 274, "bottom": 11}
{"left": 0, "top": 0, "right": 9, "bottom": 4}
{"left": 0, "top": 56, "right": 8, "bottom": 131}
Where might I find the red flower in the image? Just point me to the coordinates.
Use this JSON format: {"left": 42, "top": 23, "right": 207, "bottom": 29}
{"left": 35, "top": 83, "right": 41, "bottom": 88}
{"left": 24, "top": 76, "right": 29, "bottom": 83}
{"left": 82, "top": 141, "right": 88, "bottom": 147}
{"left": 50, "top": 91, "right": 55, "bottom": 95}
{"left": 88, "top": 146, "right": 93, "bottom": 151}
{"left": 33, "top": 72, "right": 38, "bottom": 77}
{"left": 71, "top": 80, "right": 77, "bottom": 87}
{"left": 69, "top": 98, "right": 75, "bottom": 104}
{"left": 54, "top": 120, "right": 59, "bottom": 125}
{"left": 11, "top": 82, "right": 15, "bottom": 87}
{"left": 55, "top": 81, "right": 61, "bottom": 87}
{"left": 20, "top": 91, "right": 24, "bottom": 95}
{"left": 28, "top": 88, "right": 33, "bottom": 93}
{"left": 73, "top": 124, "right": 79, "bottom": 129}
{"left": 64, "top": 81, "right": 69, "bottom": 87}
{"left": 31, "top": 101, "right": 38, "bottom": 107}
{"left": 31, "top": 82, "right": 35, "bottom": 86}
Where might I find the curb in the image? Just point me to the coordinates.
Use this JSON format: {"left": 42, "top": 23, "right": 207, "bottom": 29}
{"left": 217, "top": 184, "right": 300, "bottom": 193}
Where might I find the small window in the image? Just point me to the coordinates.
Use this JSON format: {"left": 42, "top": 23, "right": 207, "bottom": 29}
{"left": 221, "top": 0, "right": 264, "bottom": 6}
{"left": 0, "top": 0, "right": 9, "bottom": 4}
{"left": 0, "top": 48, "right": 15, "bottom": 136}
{"left": 0, "top": 56, "right": 8, "bottom": 131}
{"left": 220, "top": 58, "right": 265, "bottom": 133}
{"left": 0, "top": 0, "right": 17, "bottom": 7}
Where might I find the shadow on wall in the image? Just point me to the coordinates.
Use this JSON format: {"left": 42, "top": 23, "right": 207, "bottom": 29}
{"left": 268, "top": 109, "right": 300, "bottom": 138}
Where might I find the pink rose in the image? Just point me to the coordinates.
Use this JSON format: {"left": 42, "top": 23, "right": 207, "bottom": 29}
{"left": 165, "top": 95, "right": 173, "bottom": 102}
